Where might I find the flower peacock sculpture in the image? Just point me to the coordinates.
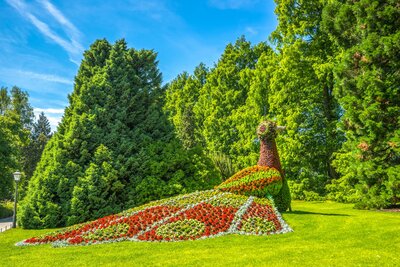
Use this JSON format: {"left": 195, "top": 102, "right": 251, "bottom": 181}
{"left": 216, "top": 120, "right": 291, "bottom": 211}
{"left": 17, "top": 121, "right": 292, "bottom": 247}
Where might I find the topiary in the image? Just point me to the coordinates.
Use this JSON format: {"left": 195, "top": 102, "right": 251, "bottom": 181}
{"left": 274, "top": 179, "right": 291, "bottom": 212}
{"left": 256, "top": 120, "right": 291, "bottom": 211}
{"left": 215, "top": 166, "right": 282, "bottom": 198}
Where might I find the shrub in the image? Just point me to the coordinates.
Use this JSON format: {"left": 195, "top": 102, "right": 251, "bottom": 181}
{"left": 289, "top": 180, "right": 325, "bottom": 201}
{"left": 0, "top": 201, "right": 13, "bottom": 219}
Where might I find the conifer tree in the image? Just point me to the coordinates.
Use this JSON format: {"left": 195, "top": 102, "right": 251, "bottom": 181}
{"left": 323, "top": 0, "right": 400, "bottom": 208}
{"left": 21, "top": 112, "right": 52, "bottom": 197}
{"left": 32, "top": 112, "right": 51, "bottom": 140}
{"left": 19, "top": 39, "right": 220, "bottom": 228}
{"left": 68, "top": 145, "right": 122, "bottom": 225}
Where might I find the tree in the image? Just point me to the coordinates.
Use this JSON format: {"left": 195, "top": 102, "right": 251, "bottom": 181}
{"left": 194, "top": 37, "right": 272, "bottom": 169}
{"left": 268, "top": 0, "right": 344, "bottom": 196}
{"left": 164, "top": 63, "right": 209, "bottom": 149}
{"left": 19, "top": 39, "right": 220, "bottom": 228}
{"left": 68, "top": 145, "right": 122, "bottom": 225}
{"left": 32, "top": 112, "right": 51, "bottom": 140}
{"left": 10, "top": 86, "right": 34, "bottom": 130}
{"left": 323, "top": 0, "right": 400, "bottom": 208}
{"left": 0, "top": 112, "right": 21, "bottom": 199}
{"left": 21, "top": 112, "right": 52, "bottom": 197}
{"left": 0, "top": 87, "right": 32, "bottom": 200}
{"left": 166, "top": 37, "right": 276, "bottom": 179}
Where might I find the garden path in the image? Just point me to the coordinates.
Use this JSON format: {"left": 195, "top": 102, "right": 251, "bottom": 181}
{"left": 0, "top": 217, "right": 13, "bottom": 232}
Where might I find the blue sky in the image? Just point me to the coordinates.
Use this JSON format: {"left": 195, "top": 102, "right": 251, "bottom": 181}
{"left": 1, "top": 0, "right": 277, "bottom": 130}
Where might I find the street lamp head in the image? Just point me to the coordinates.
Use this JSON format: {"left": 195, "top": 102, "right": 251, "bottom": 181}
{"left": 13, "top": 171, "right": 21, "bottom": 182}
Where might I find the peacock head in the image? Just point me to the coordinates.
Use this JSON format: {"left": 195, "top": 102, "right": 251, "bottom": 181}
{"left": 257, "top": 121, "right": 285, "bottom": 141}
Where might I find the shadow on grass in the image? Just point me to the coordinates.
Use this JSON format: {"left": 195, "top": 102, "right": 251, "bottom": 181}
{"left": 284, "top": 210, "right": 350, "bottom": 216}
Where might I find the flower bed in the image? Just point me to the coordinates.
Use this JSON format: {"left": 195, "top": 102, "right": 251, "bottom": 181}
{"left": 238, "top": 202, "right": 281, "bottom": 234}
{"left": 216, "top": 166, "right": 282, "bottom": 197}
{"left": 139, "top": 203, "right": 238, "bottom": 241}
{"left": 16, "top": 191, "right": 292, "bottom": 247}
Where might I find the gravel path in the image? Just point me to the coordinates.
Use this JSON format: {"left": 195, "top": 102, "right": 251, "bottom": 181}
{"left": 0, "top": 217, "right": 13, "bottom": 232}
{"left": 380, "top": 209, "right": 400, "bottom": 212}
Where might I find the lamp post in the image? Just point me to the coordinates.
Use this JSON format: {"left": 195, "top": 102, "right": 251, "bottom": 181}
{"left": 12, "top": 171, "right": 21, "bottom": 228}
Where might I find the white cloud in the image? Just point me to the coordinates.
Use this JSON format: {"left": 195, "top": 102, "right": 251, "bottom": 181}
{"left": 14, "top": 69, "right": 73, "bottom": 85}
{"left": 6, "top": 0, "right": 83, "bottom": 65}
{"left": 245, "top": 26, "right": 258, "bottom": 35}
{"left": 208, "top": 0, "right": 259, "bottom": 9}
{"left": 38, "top": 0, "right": 80, "bottom": 38}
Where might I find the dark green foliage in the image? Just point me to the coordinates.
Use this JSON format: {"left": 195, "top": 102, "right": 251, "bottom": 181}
{"left": 164, "top": 63, "right": 209, "bottom": 149}
{"left": 288, "top": 180, "right": 325, "bottom": 201}
{"left": 270, "top": 0, "right": 344, "bottom": 196}
{"left": 20, "top": 112, "right": 52, "bottom": 198}
{"left": 19, "top": 39, "right": 220, "bottom": 229}
{"left": 0, "top": 112, "right": 20, "bottom": 200}
{"left": 32, "top": 112, "right": 51, "bottom": 140}
{"left": 68, "top": 145, "right": 122, "bottom": 225}
{"left": 195, "top": 37, "right": 272, "bottom": 170}
{"left": 166, "top": 37, "right": 273, "bottom": 172}
{"left": 323, "top": 0, "right": 400, "bottom": 208}
{"left": 0, "top": 201, "right": 13, "bottom": 219}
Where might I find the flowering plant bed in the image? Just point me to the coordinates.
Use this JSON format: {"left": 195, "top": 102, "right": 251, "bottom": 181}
{"left": 216, "top": 166, "right": 282, "bottom": 197}
{"left": 16, "top": 190, "right": 292, "bottom": 247}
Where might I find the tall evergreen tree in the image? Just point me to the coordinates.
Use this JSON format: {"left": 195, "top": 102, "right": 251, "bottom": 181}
{"left": 323, "top": 0, "right": 400, "bottom": 208}
{"left": 19, "top": 39, "right": 220, "bottom": 228}
{"left": 68, "top": 145, "right": 122, "bottom": 225}
{"left": 32, "top": 112, "right": 51, "bottom": 140}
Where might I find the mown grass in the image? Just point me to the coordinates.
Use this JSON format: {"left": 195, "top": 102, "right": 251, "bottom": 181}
{"left": 0, "top": 201, "right": 13, "bottom": 219}
{"left": 0, "top": 201, "right": 399, "bottom": 266}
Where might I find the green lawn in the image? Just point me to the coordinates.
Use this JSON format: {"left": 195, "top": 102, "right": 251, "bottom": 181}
{"left": 1, "top": 201, "right": 399, "bottom": 266}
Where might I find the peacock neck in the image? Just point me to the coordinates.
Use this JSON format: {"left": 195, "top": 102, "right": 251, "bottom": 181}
{"left": 258, "top": 138, "right": 284, "bottom": 177}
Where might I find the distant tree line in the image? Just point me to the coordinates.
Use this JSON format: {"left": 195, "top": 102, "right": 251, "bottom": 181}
{"left": 0, "top": 87, "right": 52, "bottom": 200}
{"left": 165, "top": 0, "right": 399, "bottom": 209}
